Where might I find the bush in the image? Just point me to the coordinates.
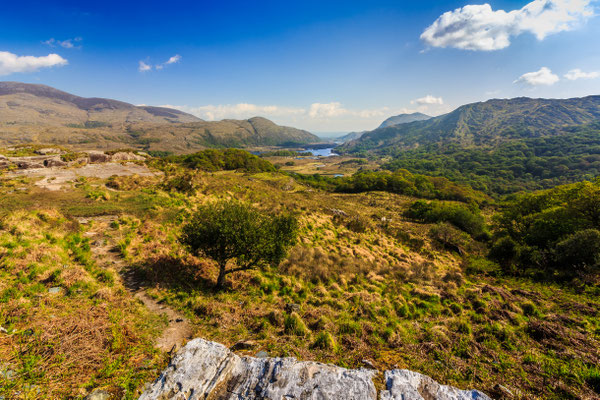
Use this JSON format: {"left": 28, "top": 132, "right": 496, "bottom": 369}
{"left": 284, "top": 312, "right": 309, "bottom": 336}
{"left": 312, "top": 331, "right": 336, "bottom": 350}
{"left": 553, "top": 229, "right": 600, "bottom": 273}
{"left": 405, "top": 200, "right": 487, "bottom": 238}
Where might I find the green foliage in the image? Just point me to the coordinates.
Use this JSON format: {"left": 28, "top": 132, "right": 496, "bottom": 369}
{"left": 180, "top": 200, "right": 299, "bottom": 288}
{"left": 405, "top": 200, "right": 488, "bottom": 238}
{"left": 284, "top": 312, "right": 309, "bottom": 336}
{"left": 290, "top": 169, "right": 486, "bottom": 204}
{"left": 490, "top": 179, "right": 600, "bottom": 276}
{"left": 312, "top": 331, "right": 336, "bottom": 350}
{"left": 165, "top": 149, "right": 276, "bottom": 173}
{"left": 260, "top": 150, "right": 313, "bottom": 157}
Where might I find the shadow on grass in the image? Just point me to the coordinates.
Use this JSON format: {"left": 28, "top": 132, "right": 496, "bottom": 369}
{"left": 128, "top": 255, "right": 217, "bottom": 293}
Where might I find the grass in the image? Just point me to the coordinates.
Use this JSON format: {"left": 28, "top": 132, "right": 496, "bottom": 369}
{"left": 0, "top": 160, "right": 599, "bottom": 398}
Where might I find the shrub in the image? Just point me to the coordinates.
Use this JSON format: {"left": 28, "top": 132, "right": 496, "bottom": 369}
{"left": 284, "top": 312, "right": 309, "bottom": 336}
{"left": 553, "top": 229, "right": 600, "bottom": 273}
{"left": 405, "top": 200, "right": 487, "bottom": 238}
{"left": 311, "top": 331, "right": 336, "bottom": 350}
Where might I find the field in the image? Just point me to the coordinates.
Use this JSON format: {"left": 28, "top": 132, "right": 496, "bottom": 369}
{"left": 0, "top": 153, "right": 599, "bottom": 399}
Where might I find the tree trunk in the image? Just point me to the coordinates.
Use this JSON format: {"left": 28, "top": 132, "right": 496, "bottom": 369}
{"left": 216, "top": 263, "right": 227, "bottom": 289}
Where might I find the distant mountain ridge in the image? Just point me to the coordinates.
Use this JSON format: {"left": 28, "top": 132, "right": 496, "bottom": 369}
{"left": 0, "top": 82, "right": 320, "bottom": 152}
{"left": 337, "top": 112, "right": 432, "bottom": 143}
{"left": 378, "top": 112, "right": 431, "bottom": 129}
{"left": 0, "top": 81, "right": 201, "bottom": 124}
{"left": 341, "top": 96, "right": 600, "bottom": 152}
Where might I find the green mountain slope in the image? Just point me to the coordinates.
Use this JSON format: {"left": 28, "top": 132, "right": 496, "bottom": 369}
{"left": 340, "top": 96, "right": 600, "bottom": 195}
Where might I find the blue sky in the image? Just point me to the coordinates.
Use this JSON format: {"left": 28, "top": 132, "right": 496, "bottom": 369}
{"left": 1, "top": 0, "right": 599, "bottom": 132}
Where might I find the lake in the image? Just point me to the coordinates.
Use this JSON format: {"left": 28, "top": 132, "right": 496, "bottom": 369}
{"left": 304, "top": 147, "right": 338, "bottom": 157}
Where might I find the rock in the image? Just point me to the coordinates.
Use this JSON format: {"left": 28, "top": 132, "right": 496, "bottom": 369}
{"left": 0, "top": 326, "right": 7, "bottom": 334}
{"left": 110, "top": 152, "right": 145, "bottom": 162}
{"left": 88, "top": 151, "right": 111, "bottom": 163}
{"left": 16, "top": 161, "right": 44, "bottom": 169}
{"left": 230, "top": 340, "right": 257, "bottom": 351}
{"left": 493, "top": 383, "right": 514, "bottom": 398}
{"left": 44, "top": 157, "right": 67, "bottom": 167}
{"left": 84, "top": 389, "right": 111, "bottom": 400}
{"left": 329, "top": 208, "right": 349, "bottom": 217}
{"left": 362, "top": 359, "right": 376, "bottom": 369}
{"left": 48, "top": 287, "right": 62, "bottom": 294}
{"left": 139, "top": 338, "right": 378, "bottom": 400}
{"left": 35, "top": 148, "right": 62, "bottom": 155}
{"left": 255, "top": 350, "right": 269, "bottom": 358}
{"left": 0, "top": 160, "right": 11, "bottom": 169}
{"left": 380, "top": 369, "right": 491, "bottom": 400}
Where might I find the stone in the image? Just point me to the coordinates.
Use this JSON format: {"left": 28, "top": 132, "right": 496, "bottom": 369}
{"left": 380, "top": 369, "right": 492, "bottom": 400}
{"left": 48, "top": 287, "right": 62, "bottom": 294}
{"left": 110, "top": 152, "right": 145, "bottom": 162}
{"left": 362, "top": 359, "right": 376, "bottom": 369}
{"left": 255, "top": 350, "right": 269, "bottom": 358}
{"left": 35, "top": 148, "right": 62, "bottom": 155}
{"left": 44, "top": 158, "right": 67, "bottom": 167}
{"left": 88, "top": 151, "right": 111, "bottom": 163}
{"left": 493, "top": 383, "right": 514, "bottom": 398}
{"left": 16, "top": 161, "right": 44, "bottom": 169}
{"left": 230, "top": 340, "right": 257, "bottom": 351}
{"left": 139, "top": 338, "right": 378, "bottom": 400}
{"left": 84, "top": 389, "right": 111, "bottom": 400}
{"left": 0, "top": 326, "right": 7, "bottom": 334}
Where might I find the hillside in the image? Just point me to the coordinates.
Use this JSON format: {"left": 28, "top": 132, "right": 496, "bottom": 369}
{"left": 0, "top": 82, "right": 320, "bottom": 151}
{"left": 1, "top": 148, "right": 599, "bottom": 399}
{"left": 343, "top": 96, "right": 600, "bottom": 152}
{"left": 340, "top": 96, "right": 600, "bottom": 195}
{"left": 378, "top": 112, "right": 431, "bottom": 129}
{"left": 0, "top": 82, "right": 201, "bottom": 125}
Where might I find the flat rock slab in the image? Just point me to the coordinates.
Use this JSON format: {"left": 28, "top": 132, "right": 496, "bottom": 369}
{"left": 6, "top": 162, "right": 159, "bottom": 191}
{"left": 139, "top": 338, "right": 378, "bottom": 400}
{"left": 380, "top": 369, "right": 492, "bottom": 400}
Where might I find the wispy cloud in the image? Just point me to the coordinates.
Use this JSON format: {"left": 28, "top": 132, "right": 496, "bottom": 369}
{"left": 138, "top": 61, "right": 152, "bottom": 72}
{"left": 564, "top": 68, "right": 600, "bottom": 80}
{"left": 43, "top": 37, "right": 82, "bottom": 49}
{"left": 411, "top": 95, "right": 444, "bottom": 105}
{"left": 421, "top": 0, "right": 594, "bottom": 51}
{"left": 0, "top": 51, "right": 68, "bottom": 76}
{"left": 140, "top": 54, "right": 182, "bottom": 71}
{"left": 514, "top": 67, "right": 560, "bottom": 86}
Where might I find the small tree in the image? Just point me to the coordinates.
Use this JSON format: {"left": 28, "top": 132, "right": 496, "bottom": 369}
{"left": 180, "top": 200, "right": 298, "bottom": 289}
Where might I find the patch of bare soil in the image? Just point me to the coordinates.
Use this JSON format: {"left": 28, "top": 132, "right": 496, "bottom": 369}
{"left": 79, "top": 216, "right": 193, "bottom": 352}
{"left": 7, "top": 162, "right": 160, "bottom": 191}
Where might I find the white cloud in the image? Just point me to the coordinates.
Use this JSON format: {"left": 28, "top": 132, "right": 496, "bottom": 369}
{"left": 421, "top": 0, "right": 594, "bottom": 51}
{"left": 564, "top": 68, "right": 600, "bottom": 80}
{"left": 514, "top": 67, "right": 560, "bottom": 86}
{"left": 0, "top": 51, "right": 67, "bottom": 76}
{"left": 166, "top": 103, "right": 306, "bottom": 121}
{"left": 141, "top": 54, "right": 182, "bottom": 71}
{"left": 411, "top": 95, "right": 444, "bottom": 105}
{"left": 43, "top": 37, "right": 82, "bottom": 49}
{"left": 165, "top": 54, "right": 181, "bottom": 65}
{"left": 138, "top": 61, "right": 152, "bottom": 72}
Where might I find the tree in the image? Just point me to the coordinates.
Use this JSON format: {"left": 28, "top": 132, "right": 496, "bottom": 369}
{"left": 180, "top": 200, "right": 298, "bottom": 289}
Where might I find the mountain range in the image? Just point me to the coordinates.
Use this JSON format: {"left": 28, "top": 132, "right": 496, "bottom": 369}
{"left": 0, "top": 82, "right": 319, "bottom": 152}
{"left": 341, "top": 96, "right": 600, "bottom": 152}
{"left": 337, "top": 112, "right": 432, "bottom": 143}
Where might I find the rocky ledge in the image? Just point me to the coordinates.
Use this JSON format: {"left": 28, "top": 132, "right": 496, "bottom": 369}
{"left": 139, "top": 338, "right": 491, "bottom": 400}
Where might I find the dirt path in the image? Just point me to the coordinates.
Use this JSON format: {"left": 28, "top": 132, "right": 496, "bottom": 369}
{"left": 79, "top": 215, "right": 193, "bottom": 352}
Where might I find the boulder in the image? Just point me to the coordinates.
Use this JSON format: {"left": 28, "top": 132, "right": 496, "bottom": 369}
{"left": 35, "top": 148, "right": 62, "bottom": 155}
{"left": 380, "top": 369, "right": 492, "bottom": 400}
{"left": 88, "top": 151, "right": 111, "bottom": 163}
{"left": 139, "top": 338, "right": 378, "bottom": 400}
{"left": 44, "top": 158, "right": 67, "bottom": 167}
{"left": 16, "top": 161, "right": 44, "bottom": 169}
{"left": 110, "top": 152, "right": 145, "bottom": 162}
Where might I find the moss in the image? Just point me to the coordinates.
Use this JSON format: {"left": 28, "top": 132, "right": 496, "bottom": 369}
{"left": 284, "top": 312, "right": 309, "bottom": 336}
{"left": 312, "top": 331, "right": 336, "bottom": 350}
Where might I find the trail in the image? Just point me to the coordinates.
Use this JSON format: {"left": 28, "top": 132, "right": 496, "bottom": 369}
{"left": 79, "top": 215, "right": 193, "bottom": 352}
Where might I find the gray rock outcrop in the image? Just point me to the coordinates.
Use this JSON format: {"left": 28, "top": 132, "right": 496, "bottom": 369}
{"left": 88, "top": 151, "right": 112, "bottom": 163}
{"left": 139, "top": 338, "right": 377, "bottom": 400}
{"left": 139, "top": 338, "right": 492, "bottom": 400}
{"left": 380, "top": 369, "right": 491, "bottom": 400}
{"left": 110, "top": 151, "right": 145, "bottom": 162}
